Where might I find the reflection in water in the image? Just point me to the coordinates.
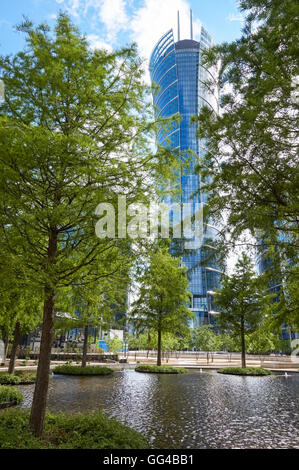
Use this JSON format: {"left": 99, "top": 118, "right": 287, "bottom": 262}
{"left": 18, "top": 370, "right": 299, "bottom": 449}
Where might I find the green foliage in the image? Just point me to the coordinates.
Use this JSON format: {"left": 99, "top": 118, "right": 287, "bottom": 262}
{"left": 191, "top": 325, "right": 220, "bottom": 351}
{"left": 131, "top": 247, "right": 193, "bottom": 340}
{"left": 218, "top": 367, "right": 272, "bottom": 376}
{"left": 0, "top": 386, "right": 23, "bottom": 405}
{"left": 128, "top": 333, "right": 151, "bottom": 350}
{"left": 0, "top": 12, "right": 182, "bottom": 297}
{"left": 129, "top": 330, "right": 190, "bottom": 351}
{"left": 247, "top": 329, "right": 281, "bottom": 355}
{"left": 266, "top": 269, "right": 299, "bottom": 333}
{"left": 0, "top": 251, "right": 42, "bottom": 341}
{"left": 218, "top": 334, "right": 240, "bottom": 352}
{"left": 14, "top": 371, "right": 36, "bottom": 383}
{"left": 53, "top": 365, "right": 113, "bottom": 375}
{"left": 0, "top": 13, "right": 184, "bottom": 432}
{"left": 0, "top": 374, "right": 20, "bottom": 385}
{"left": 107, "top": 337, "right": 123, "bottom": 354}
{"left": 0, "top": 371, "right": 36, "bottom": 385}
{"left": 135, "top": 365, "right": 186, "bottom": 374}
{"left": 215, "top": 253, "right": 273, "bottom": 366}
{"left": 58, "top": 273, "right": 129, "bottom": 335}
{"left": 194, "top": 0, "right": 299, "bottom": 325}
{"left": 0, "top": 409, "right": 149, "bottom": 449}
{"left": 215, "top": 254, "right": 271, "bottom": 337}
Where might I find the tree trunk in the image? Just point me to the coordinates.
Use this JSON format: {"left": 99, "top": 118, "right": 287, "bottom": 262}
{"left": 29, "top": 288, "right": 55, "bottom": 436}
{"left": 1, "top": 331, "right": 9, "bottom": 366}
{"left": 82, "top": 324, "right": 89, "bottom": 368}
{"left": 157, "top": 327, "right": 162, "bottom": 366}
{"left": 8, "top": 322, "right": 20, "bottom": 374}
{"left": 241, "top": 317, "right": 246, "bottom": 368}
{"left": 29, "top": 229, "right": 57, "bottom": 437}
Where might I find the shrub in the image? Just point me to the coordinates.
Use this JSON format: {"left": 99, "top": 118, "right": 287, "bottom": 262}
{"left": 14, "top": 371, "right": 36, "bottom": 383}
{"left": 0, "top": 370, "right": 36, "bottom": 385}
{"left": 135, "top": 365, "right": 186, "bottom": 374}
{"left": 218, "top": 367, "right": 272, "bottom": 376}
{"left": 0, "top": 386, "right": 23, "bottom": 405}
{"left": 53, "top": 365, "right": 113, "bottom": 376}
{"left": 0, "top": 372, "right": 36, "bottom": 385}
{"left": 0, "top": 410, "right": 149, "bottom": 449}
{"left": 0, "top": 374, "right": 20, "bottom": 385}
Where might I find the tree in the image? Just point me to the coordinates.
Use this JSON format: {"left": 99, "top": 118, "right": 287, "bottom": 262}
{"left": 195, "top": 0, "right": 299, "bottom": 321}
{"left": 107, "top": 336, "right": 123, "bottom": 355}
{"left": 247, "top": 329, "right": 279, "bottom": 356}
{"left": 191, "top": 325, "right": 220, "bottom": 364}
{"left": 128, "top": 330, "right": 190, "bottom": 362}
{"left": 0, "top": 14, "right": 179, "bottom": 435}
{"left": 219, "top": 333, "right": 240, "bottom": 362}
{"left": 131, "top": 247, "right": 193, "bottom": 366}
{"left": 214, "top": 253, "right": 272, "bottom": 367}
{"left": 69, "top": 269, "right": 129, "bottom": 367}
{"left": 267, "top": 265, "right": 299, "bottom": 334}
{"left": 0, "top": 251, "right": 42, "bottom": 370}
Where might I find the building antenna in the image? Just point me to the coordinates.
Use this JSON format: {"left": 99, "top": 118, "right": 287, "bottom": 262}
{"left": 177, "top": 10, "right": 181, "bottom": 41}
{"left": 190, "top": 9, "right": 193, "bottom": 40}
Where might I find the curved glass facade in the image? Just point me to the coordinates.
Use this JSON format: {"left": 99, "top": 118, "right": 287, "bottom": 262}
{"left": 150, "top": 27, "right": 221, "bottom": 327}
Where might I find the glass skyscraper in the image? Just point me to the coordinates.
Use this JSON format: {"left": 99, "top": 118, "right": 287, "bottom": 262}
{"left": 149, "top": 18, "right": 221, "bottom": 327}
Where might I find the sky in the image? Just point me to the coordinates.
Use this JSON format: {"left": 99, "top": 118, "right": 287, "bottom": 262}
{"left": 0, "top": 0, "right": 245, "bottom": 62}
{"left": 0, "top": 0, "right": 246, "bottom": 273}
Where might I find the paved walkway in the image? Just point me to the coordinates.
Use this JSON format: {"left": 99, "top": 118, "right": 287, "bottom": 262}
{"left": 1, "top": 359, "right": 298, "bottom": 374}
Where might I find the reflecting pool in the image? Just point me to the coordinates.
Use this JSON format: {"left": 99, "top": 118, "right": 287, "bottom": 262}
{"left": 19, "top": 369, "right": 299, "bottom": 449}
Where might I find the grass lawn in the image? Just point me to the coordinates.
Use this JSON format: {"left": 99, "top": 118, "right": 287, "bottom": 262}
{"left": 0, "top": 386, "right": 23, "bottom": 407}
{"left": 0, "top": 409, "right": 149, "bottom": 449}
{"left": 53, "top": 365, "right": 113, "bottom": 376}
{"left": 218, "top": 367, "right": 272, "bottom": 376}
{"left": 135, "top": 364, "right": 187, "bottom": 374}
{"left": 0, "top": 371, "right": 36, "bottom": 385}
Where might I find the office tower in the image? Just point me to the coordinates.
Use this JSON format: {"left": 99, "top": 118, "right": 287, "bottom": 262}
{"left": 149, "top": 11, "right": 221, "bottom": 326}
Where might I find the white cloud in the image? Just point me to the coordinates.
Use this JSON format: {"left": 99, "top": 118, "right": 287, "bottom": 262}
{"left": 99, "top": 0, "right": 128, "bottom": 41}
{"left": 56, "top": 1, "right": 202, "bottom": 56}
{"left": 56, "top": 0, "right": 128, "bottom": 42}
{"left": 58, "top": 0, "right": 80, "bottom": 17}
{"left": 87, "top": 34, "right": 113, "bottom": 52}
{"left": 81, "top": 0, "right": 129, "bottom": 41}
{"left": 53, "top": 0, "right": 205, "bottom": 82}
{"left": 128, "top": 0, "right": 202, "bottom": 83}
{"left": 129, "top": 0, "right": 201, "bottom": 62}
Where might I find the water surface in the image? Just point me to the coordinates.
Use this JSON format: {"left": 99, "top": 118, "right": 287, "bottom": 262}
{"left": 19, "top": 370, "right": 299, "bottom": 449}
